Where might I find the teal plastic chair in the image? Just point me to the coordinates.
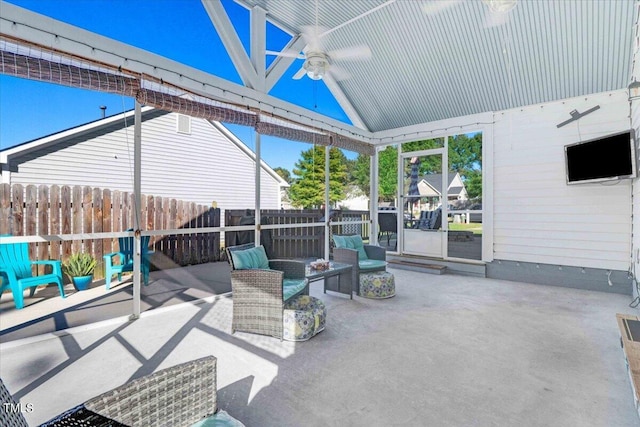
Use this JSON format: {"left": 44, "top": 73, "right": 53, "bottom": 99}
{"left": 0, "top": 236, "right": 65, "bottom": 309}
{"left": 103, "top": 230, "right": 153, "bottom": 290}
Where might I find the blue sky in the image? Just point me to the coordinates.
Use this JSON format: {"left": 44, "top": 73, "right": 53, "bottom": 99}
{"left": 0, "top": 0, "right": 356, "bottom": 172}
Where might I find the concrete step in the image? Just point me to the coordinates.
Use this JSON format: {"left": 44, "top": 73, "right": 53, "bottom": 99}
{"left": 387, "top": 260, "right": 447, "bottom": 275}
{"left": 386, "top": 254, "right": 486, "bottom": 277}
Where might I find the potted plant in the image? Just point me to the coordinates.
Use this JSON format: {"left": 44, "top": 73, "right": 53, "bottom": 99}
{"left": 63, "top": 253, "right": 97, "bottom": 291}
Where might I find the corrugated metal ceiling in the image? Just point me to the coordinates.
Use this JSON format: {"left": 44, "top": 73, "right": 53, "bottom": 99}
{"left": 238, "top": 0, "right": 636, "bottom": 132}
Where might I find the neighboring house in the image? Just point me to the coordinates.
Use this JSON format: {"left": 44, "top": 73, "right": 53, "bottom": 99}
{"left": 0, "top": 107, "right": 289, "bottom": 222}
{"left": 338, "top": 185, "right": 369, "bottom": 211}
{"left": 418, "top": 172, "right": 468, "bottom": 205}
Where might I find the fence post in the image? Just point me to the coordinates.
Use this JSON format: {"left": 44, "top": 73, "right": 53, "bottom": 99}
{"left": 0, "top": 183, "right": 10, "bottom": 234}
{"left": 61, "top": 185, "right": 71, "bottom": 259}
{"left": 50, "top": 185, "right": 61, "bottom": 261}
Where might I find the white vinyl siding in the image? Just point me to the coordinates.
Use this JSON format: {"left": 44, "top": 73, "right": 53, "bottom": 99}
{"left": 631, "top": 95, "right": 640, "bottom": 281}
{"left": 7, "top": 111, "right": 283, "bottom": 220}
{"left": 492, "top": 89, "right": 631, "bottom": 271}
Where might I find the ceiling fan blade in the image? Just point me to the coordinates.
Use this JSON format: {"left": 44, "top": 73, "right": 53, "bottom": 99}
{"left": 327, "top": 45, "right": 372, "bottom": 61}
{"left": 265, "top": 49, "right": 305, "bottom": 59}
{"left": 422, "top": 0, "right": 461, "bottom": 15}
{"left": 292, "top": 66, "right": 307, "bottom": 80}
{"left": 327, "top": 65, "right": 351, "bottom": 81}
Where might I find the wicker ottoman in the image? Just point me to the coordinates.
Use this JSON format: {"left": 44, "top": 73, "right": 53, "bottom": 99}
{"left": 359, "top": 271, "right": 396, "bottom": 299}
{"left": 283, "top": 295, "right": 327, "bottom": 341}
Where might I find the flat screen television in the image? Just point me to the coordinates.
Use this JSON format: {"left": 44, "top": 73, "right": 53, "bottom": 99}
{"left": 565, "top": 130, "right": 636, "bottom": 184}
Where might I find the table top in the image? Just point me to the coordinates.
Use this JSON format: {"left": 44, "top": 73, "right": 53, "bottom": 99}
{"left": 305, "top": 261, "right": 352, "bottom": 279}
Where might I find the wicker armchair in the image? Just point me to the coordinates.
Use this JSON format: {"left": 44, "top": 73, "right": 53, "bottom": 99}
{"left": 333, "top": 236, "right": 387, "bottom": 296}
{"left": 226, "top": 244, "right": 308, "bottom": 340}
{"left": 4, "top": 356, "right": 243, "bottom": 426}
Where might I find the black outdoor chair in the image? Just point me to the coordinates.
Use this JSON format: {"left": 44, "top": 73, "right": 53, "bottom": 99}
{"left": 378, "top": 211, "right": 397, "bottom": 248}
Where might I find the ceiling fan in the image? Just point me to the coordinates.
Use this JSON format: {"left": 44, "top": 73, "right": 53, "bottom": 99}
{"left": 423, "top": 0, "right": 517, "bottom": 28}
{"left": 266, "top": 1, "right": 394, "bottom": 81}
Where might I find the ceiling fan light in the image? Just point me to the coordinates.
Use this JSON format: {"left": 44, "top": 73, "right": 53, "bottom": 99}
{"left": 303, "top": 57, "right": 327, "bottom": 80}
{"left": 482, "top": 0, "right": 517, "bottom": 13}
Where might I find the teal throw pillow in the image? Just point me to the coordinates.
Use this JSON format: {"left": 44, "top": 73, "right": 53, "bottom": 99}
{"left": 231, "top": 245, "right": 269, "bottom": 270}
{"left": 333, "top": 235, "right": 368, "bottom": 260}
{"left": 333, "top": 235, "right": 347, "bottom": 249}
{"left": 347, "top": 235, "right": 368, "bottom": 260}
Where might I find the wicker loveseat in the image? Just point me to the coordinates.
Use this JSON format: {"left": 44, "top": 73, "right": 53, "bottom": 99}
{"left": 1, "top": 356, "right": 243, "bottom": 427}
{"left": 226, "top": 244, "right": 309, "bottom": 340}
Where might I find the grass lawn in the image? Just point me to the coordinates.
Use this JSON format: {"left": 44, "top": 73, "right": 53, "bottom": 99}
{"left": 448, "top": 222, "right": 483, "bottom": 235}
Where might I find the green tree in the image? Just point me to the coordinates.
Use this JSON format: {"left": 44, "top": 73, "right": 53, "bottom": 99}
{"left": 289, "top": 146, "right": 348, "bottom": 208}
{"left": 352, "top": 146, "right": 398, "bottom": 202}
{"left": 352, "top": 154, "right": 370, "bottom": 195}
{"left": 448, "top": 133, "right": 482, "bottom": 200}
{"left": 464, "top": 170, "right": 482, "bottom": 201}
{"left": 273, "top": 167, "right": 291, "bottom": 184}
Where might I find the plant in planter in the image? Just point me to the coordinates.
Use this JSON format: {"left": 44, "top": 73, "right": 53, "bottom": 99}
{"left": 63, "top": 253, "right": 97, "bottom": 291}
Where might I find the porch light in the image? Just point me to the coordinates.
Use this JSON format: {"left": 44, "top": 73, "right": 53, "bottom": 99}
{"left": 629, "top": 80, "right": 640, "bottom": 98}
{"left": 482, "top": 0, "right": 517, "bottom": 13}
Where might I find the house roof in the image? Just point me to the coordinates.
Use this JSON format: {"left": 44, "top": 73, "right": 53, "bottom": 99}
{"left": 238, "top": 0, "right": 636, "bottom": 133}
{"left": 0, "top": 107, "right": 289, "bottom": 187}
{"left": 421, "top": 172, "right": 460, "bottom": 195}
{"left": 448, "top": 186, "right": 465, "bottom": 197}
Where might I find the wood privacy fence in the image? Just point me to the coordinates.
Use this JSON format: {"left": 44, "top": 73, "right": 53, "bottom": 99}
{"left": 0, "top": 184, "right": 221, "bottom": 276}
{"left": 225, "top": 209, "right": 370, "bottom": 259}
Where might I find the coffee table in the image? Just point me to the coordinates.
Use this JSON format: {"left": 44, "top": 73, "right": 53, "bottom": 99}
{"left": 305, "top": 261, "right": 353, "bottom": 299}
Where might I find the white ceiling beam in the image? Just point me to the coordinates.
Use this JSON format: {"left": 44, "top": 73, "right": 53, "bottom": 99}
{"left": 265, "top": 35, "right": 306, "bottom": 92}
{"left": 0, "top": 1, "right": 374, "bottom": 143}
{"left": 372, "top": 111, "right": 494, "bottom": 145}
{"left": 202, "top": 0, "right": 258, "bottom": 89}
{"left": 322, "top": 74, "right": 369, "bottom": 131}
{"left": 250, "top": 5, "right": 266, "bottom": 93}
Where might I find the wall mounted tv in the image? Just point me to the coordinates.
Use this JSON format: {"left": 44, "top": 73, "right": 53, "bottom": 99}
{"left": 565, "top": 130, "right": 636, "bottom": 185}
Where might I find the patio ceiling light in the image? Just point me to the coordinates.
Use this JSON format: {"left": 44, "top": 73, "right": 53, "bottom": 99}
{"left": 303, "top": 52, "right": 329, "bottom": 80}
{"left": 482, "top": 0, "right": 517, "bottom": 13}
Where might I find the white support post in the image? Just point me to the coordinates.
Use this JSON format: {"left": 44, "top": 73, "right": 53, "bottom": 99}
{"left": 325, "top": 146, "right": 331, "bottom": 260}
{"left": 255, "top": 132, "right": 261, "bottom": 246}
{"left": 132, "top": 100, "right": 142, "bottom": 320}
{"left": 370, "top": 149, "right": 379, "bottom": 245}
{"left": 397, "top": 143, "right": 403, "bottom": 253}
{"left": 442, "top": 141, "right": 449, "bottom": 257}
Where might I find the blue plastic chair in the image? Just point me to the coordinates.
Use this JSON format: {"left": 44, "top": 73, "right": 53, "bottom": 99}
{"left": 0, "top": 236, "right": 65, "bottom": 309}
{"left": 103, "top": 230, "right": 153, "bottom": 290}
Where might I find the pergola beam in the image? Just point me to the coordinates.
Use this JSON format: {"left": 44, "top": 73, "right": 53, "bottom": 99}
{"left": 202, "top": 0, "right": 259, "bottom": 90}
{"left": 323, "top": 74, "right": 369, "bottom": 130}
{"left": 265, "top": 35, "right": 306, "bottom": 92}
{"left": 250, "top": 5, "right": 266, "bottom": 92}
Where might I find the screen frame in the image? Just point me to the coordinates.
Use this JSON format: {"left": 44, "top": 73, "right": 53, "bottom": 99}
{"left": 564, "top": 129, "right": 637, "bottom": 185}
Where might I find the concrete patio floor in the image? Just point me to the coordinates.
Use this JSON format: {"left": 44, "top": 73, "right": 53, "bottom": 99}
{"left": 1, "top": 268, "right": 639, "bottom": 426}
{"left": 1, "top": 261, "right": 233, "bottom": 342}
